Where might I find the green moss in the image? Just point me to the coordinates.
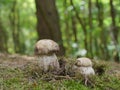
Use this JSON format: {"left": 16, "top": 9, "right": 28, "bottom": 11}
{"left": 0, "top": 60, "right": 120, "bottom": 90}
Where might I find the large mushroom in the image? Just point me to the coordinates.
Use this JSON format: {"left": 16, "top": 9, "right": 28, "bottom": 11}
{"left": 74, "top": 57, "right": 95, "bottom": 85}
{"left": 34, "top": 39, "right": 60, "bottom": 72}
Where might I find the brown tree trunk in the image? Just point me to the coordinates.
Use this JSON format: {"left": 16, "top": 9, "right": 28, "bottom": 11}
{"left": 9, "top": 0, "right": 21, "bottom": 53}
{"left": 35, "top": 0, "right": 65, "bottom": 56}
{"left": 0, "top": 20, "right": 8, "bottom": 53}
{"left": 88, "top": 0, "right": 93, "bottom": 58}
{"left": 96, "top": 0, "right": 109, "bottom": 60}
{"left": 109, "top": 0, "right": 119, "bottom": 62}
{"left": 71, "top": 14, "right": 77, "bottom": 43}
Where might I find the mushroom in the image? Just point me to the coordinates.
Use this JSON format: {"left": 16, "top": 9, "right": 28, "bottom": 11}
{"left": 34, "top": 39, "right": 60, "bottom": 72}
{"left": 74, "top": 57, "right": 95, "bottom": 85}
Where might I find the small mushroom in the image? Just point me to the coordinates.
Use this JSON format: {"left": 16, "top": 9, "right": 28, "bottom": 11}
{"left": 74, "top": 57, "right": 95, "bottom": 85}
{"left": 75, "top": 57, "right": 92, "bottom": 67}
{"left": 34, "top": 39, "right": 60, "bottom": 72}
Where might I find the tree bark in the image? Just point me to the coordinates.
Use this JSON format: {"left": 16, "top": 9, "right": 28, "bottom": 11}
{"left": 109, "top": 0, "right": 119, "bottom": 62}
{"left": 71, "top": 14, "right": 77, "bottom": 43}
{"left": 88, "top": 0, "right": 93, "bottom": 58}
{"left": 96, "top": 0, "right": 109, "bottom": 60}
{"left": 9, "top": 0, "right": 21, "bottom": 53}
{"left": 0, "top": 20, "right": 8, "bottom": 53}
{"left": 35, "top": 0, "right": 65, "bottom": 55}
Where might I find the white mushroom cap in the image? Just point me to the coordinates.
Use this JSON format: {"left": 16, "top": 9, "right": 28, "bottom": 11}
{"left": 75, "top": 57, "right": 92, "bottom": 67}
{"left": 34, "top": 39, "right": 59, "bottom": 55}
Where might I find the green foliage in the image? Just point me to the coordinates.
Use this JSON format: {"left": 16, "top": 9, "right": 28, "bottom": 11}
{"left": 0, "top": 0, "right": 37, "bottom": 54}
{"left": 0, "top": 0, "right": 120, "bottom": 61}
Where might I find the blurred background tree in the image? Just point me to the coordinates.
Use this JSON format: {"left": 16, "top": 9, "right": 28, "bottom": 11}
{"left": 0, "top": 0, "right": 120, "bottom": 62}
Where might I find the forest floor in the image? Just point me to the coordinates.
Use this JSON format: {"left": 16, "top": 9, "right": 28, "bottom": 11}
{"left": 0, "top": 53, "right": 120, "bottom": 90}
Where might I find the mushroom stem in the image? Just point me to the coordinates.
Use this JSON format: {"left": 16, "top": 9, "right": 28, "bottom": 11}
{"left": 37, "top": 53, "right": 60, "bottom": 72}
{"left": 78, "top": 67, "right": 95, "bottom": 76}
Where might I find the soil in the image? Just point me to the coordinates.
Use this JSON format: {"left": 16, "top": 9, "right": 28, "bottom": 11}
{"left": 0, "top": 53, "right": 120, "bottom": 78}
